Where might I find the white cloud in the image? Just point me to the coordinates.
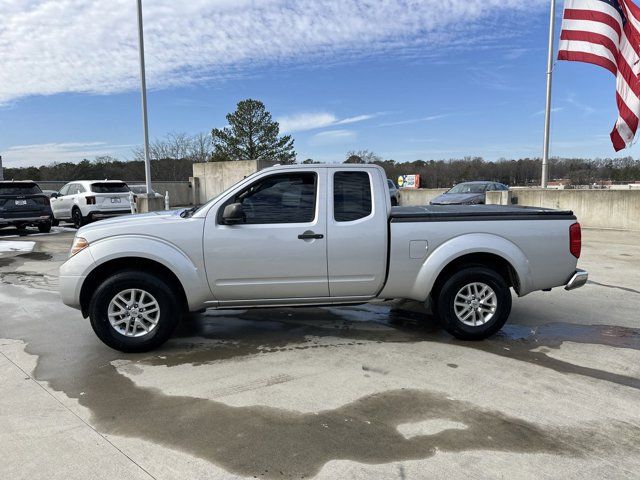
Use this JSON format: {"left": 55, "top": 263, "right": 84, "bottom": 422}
{"left": 533, "top": 107, "right": 564, "bottom": 116}
{"left": 309, "top": 129, "right": 356, "bottom": 146}
{"left": 0, "top": 1, "right": 547, "bottom": 104}
{"left": 278, "top": 112, "right": 381, "bottom": 132}
{"left": 377, "top": 114, "right": 451, "bottom": 127}
{"left": 335, "top": 114, "right": 377, "bottom": 125}
{"left": 277, "top": 113, "right": 337, "bottom": 133}
{"left": 1, "top": 142, "right": 133, "bottom": 168}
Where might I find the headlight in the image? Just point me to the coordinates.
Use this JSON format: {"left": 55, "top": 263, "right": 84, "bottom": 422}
{"left": 70, "top": 237, "right": 89, "bottom": 257}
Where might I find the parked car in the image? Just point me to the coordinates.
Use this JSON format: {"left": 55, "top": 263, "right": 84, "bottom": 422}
{"left": 60, "top": 164, "right": 586, "bottom": 352}
{"left": 430, "top": 181, "right": 509, "bottom": 205}
{"left": 387, "top": 179, "right": 400, "bottom": 206}
{"left": 51, "top": 180, "right": 132, "bottom": 229}
{"left": 0, "top": 181, "right": 53, "bottom": 233}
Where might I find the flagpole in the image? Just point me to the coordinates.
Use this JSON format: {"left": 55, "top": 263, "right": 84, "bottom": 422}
{"left": 137, "top": 0, "right": 153, "bottom": 195}
{"left": 542, "top": 0, "right": 557, "bottom": 188}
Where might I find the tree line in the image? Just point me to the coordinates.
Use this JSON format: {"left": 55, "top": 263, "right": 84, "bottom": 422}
{"left": 5, "top": 152, "right": 639, "bottom": 187}
{"left": 3, "top": 99, "right": 640, "bottom": 185}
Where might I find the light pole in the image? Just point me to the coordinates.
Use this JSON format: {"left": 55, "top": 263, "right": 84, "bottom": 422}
{"left": 136, "top": 0, "right": 153, "bottom": 195}
{"left": 541, "top": 0, "right": 557, "bottom": 188}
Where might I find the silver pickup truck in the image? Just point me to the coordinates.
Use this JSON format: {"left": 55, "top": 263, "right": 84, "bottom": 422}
{"left": 60, "top": 164, "right": 587, "bottom": 352}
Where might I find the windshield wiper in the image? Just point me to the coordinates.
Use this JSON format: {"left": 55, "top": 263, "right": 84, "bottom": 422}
{"left": 180, "top": 206, "right": 198, "bottom": 218}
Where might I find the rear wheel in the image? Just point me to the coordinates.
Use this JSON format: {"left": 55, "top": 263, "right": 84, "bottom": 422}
{"left": 89, "top": 270, "right": 181, "bottom": 352}
{"left": 72, "top": 208, "right": 86, "bottom": 229}
{"left": 38, "top": 221, "right": 52, "bottom": 233}
{"left": 436, "top": 266, "right": 511, "bottom": 340}
{"left": 50, "top": 216, "right": 59, "bottom": 227}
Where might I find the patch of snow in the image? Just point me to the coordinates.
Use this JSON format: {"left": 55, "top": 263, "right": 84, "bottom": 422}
{"left": 0, "top": 240, "right": 36, "bottom": 255}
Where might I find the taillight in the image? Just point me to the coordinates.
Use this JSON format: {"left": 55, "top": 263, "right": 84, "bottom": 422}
{"left": 86, "top": 196, "right": 96, "bottom": 205}
{"left": 569, "top": 222, "right": 581, "bottom": 258}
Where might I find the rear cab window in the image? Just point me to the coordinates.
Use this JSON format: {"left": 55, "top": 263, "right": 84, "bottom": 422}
{"left": 0, "top": 182, "right": 43, "bottom": 195}
{"left": 90, "top": 182, "right": 129, "bottom": 193}
{"left": 333, "top": 171, "right": 372, "bottom": 222}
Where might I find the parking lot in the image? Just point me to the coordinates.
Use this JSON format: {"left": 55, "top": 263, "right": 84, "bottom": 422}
{"left": 1, "top": 226, "right": 639, "bottom": 479}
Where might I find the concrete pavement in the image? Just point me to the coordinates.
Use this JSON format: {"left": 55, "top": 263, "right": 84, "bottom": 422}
{"left": 1, "top": 227, "right": 639, "bottom": 479}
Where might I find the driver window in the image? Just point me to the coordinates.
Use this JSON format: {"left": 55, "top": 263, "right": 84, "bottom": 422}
{"left": 225, "top": 172, "right": 317, "bottom": 224}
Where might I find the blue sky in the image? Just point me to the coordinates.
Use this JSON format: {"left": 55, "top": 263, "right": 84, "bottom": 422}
{"left": 0, "top": 0, "right": 632, "bottom": 168}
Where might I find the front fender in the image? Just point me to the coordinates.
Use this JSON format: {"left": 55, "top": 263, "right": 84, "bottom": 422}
{"left": 85, "top": 235, "right": 211, "bottom": 311}
{"left": 409, "top": 233, "right": 533, "bottom": 300}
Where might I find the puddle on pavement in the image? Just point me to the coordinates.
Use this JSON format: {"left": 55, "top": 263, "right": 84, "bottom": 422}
{"left": 2, "top": 284, "right": 640, "bottom": 477}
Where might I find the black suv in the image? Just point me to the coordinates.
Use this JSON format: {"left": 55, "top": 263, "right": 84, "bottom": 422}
{"left": 0, "top": 181, "right": 53, "bottom": 233}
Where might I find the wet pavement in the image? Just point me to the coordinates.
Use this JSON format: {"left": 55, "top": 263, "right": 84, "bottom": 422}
{"left": 1, "top": 227, "right": 639, "bottom": 479}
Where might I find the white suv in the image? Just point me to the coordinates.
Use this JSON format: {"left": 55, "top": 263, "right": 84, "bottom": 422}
{"left": 51, "top": 180, "right": 133, "bottom": 228}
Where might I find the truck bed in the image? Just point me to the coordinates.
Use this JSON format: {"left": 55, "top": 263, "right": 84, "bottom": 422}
{"left": 390, "top": 205, "right": 576, "bottom": 222}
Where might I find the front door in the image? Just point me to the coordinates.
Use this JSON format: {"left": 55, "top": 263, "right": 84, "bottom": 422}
{"left": 204, "top": 169, "right": 329, "bottom": 302}
{"left": 51, "top": 184, "right": 71, "bottom": 218}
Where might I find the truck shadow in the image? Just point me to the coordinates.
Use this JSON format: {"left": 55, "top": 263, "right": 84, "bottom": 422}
{"left": 160, "top": 303, "right": 640, "bottom": 390}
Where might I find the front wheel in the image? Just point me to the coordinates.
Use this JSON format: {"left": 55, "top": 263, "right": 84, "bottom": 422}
{"left": 436, "top": 266, "right": 511, "bottom": 340}
{"left": 89, "top": 270, "right": 182, "bottom": 352}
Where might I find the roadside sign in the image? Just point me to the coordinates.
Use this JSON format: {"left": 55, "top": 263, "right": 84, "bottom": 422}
{"left": 397, "top": 174, "right": 420, "bottom": 189}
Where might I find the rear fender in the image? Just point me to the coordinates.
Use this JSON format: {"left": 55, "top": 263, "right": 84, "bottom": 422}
{"left": 409, "top": 233, "right": 533, "bottom": 301}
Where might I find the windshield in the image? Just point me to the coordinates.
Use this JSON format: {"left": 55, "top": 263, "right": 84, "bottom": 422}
{"left": 91, "top": 182, "right": 129, "bottom": 193}
{"left": 447, "top": 183, "right": 488, "bottom": 194}
{"left": 183, "top": 171, "right": 261, "bottom": 218}
{"left": 0, "top": 183, "right": 42, "bottom": 195}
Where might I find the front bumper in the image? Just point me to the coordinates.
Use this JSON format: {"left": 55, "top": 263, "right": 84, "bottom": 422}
{"left": 565, "top": 269, "right": 588, "bottom": 291}
{"left": 59, "top": 246, "right": 96, "bottom": 310}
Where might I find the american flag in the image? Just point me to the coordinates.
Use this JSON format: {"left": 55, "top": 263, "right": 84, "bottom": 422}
{"left": 558, "top": 0, "right": 640, "bottom": 150}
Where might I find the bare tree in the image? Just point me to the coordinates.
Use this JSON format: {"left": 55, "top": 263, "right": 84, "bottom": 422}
{"left": 344, "top": 149, "right": 382, "bottom": 164}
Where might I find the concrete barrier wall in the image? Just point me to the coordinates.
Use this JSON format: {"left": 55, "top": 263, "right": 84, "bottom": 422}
{"left": 37, "top": 181, "right": 193, "bottom": 206}
{"left": 399, "top": 188, "right": 448, "bottom": 206}
{"left": 192, "top": 160, "right": 278, "bottom": 204}
{"left": 489, "top": 189, "right": 640, "bottom": 231}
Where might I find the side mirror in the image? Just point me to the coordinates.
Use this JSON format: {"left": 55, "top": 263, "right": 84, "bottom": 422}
{"left": 222, "top": 203, "right": 245, "bottom": 224}
{"left": 50, "top": 192, "right": 60, "bottom": 199}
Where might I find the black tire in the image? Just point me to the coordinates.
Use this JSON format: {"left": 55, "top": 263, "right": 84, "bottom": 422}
{"left": 16, "top": 224, "right": 28, "bottom": 236}
{"left": 391, "top": 198, "right": 398, "bottom": 206}
{"left": 72, "top": 208, "right": 86, "bottom": 229}
{"left": 51, "top": 216, "right": 59, "bottom": 227}
{"left": 89, "top": 270, "right": 182, "bottom": 352}
{"left": 38, "top": 221, "right": 52, "bottom": 233}
{"left": 436, "top": 266, "right": 512, "bottom": 340}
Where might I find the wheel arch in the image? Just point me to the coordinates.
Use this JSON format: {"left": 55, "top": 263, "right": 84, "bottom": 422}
{"left": 79, "top": 257, "right": 188, "bottom": 318}
{"left": 431, "top": 252, "right": 519, "bottom": 301}
{"left": 408, "top": 233, "right": 533, "bottom": 301}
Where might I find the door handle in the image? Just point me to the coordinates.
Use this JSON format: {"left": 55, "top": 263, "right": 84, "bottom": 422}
{"left": 298, "top": 231, "right": 324, "bottom": 240}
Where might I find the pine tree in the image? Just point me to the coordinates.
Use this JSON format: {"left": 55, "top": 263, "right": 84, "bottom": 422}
{"left": 211, "top": 99, "right": 296, "bottom": 164}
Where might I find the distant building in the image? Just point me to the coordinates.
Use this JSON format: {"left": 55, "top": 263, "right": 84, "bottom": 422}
{"left": 546, "top": 178, "right": 571, "bottom": 189}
